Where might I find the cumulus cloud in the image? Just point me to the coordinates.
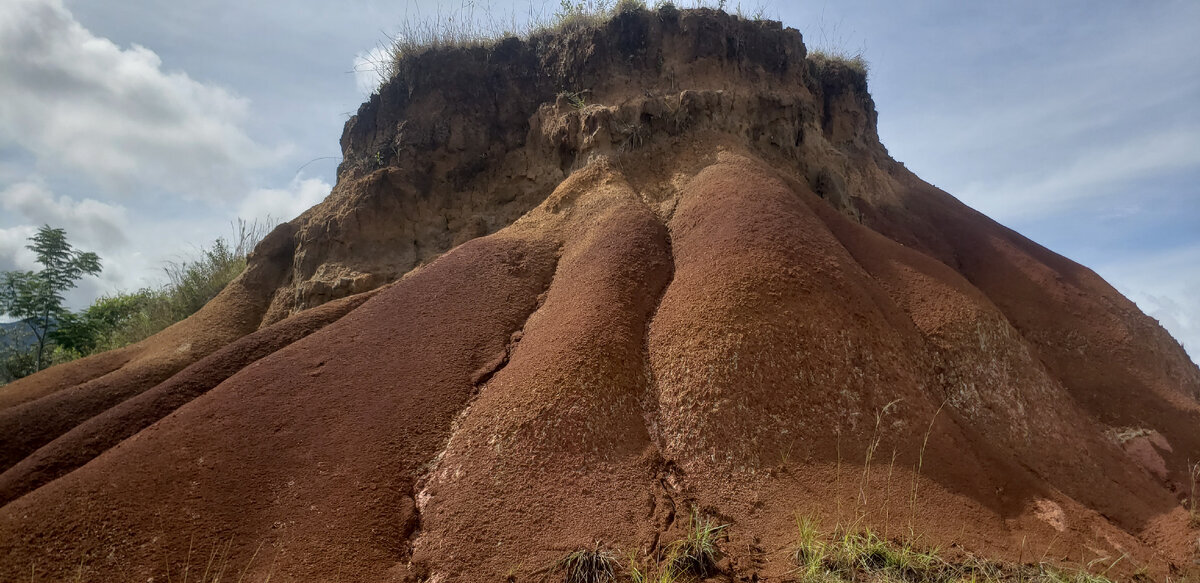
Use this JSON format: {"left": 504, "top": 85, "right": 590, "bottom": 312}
{"left": 0, "top": 0, "right": 277, "bottom": 199}
{"left": 0, "top": 179, "right": 130, "bottom": 250}
{"left": 0, "top": 224, "right": 37, "bottom": 273}
{"left": 237, "top": 176, "right": 331, "bottom": 225}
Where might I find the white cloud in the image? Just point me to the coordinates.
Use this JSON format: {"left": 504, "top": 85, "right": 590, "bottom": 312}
{"left": 956, "top": 129, "right": 1200, "bottom": 222}
{"left": 879, "top": 2, "right": 1200, "bottom": 225}
{"left": 0, "top": 179, "right": 130, "bottom": 250}
{"left": 352, "top": 45, "right": 391, "bottom": 97}
{"left": 0, "top": 179, "right": 133, "bottom": 310}
{"left": 237, "top": 176, "right": 330, "bottom": 225}
{"left": 0, "top": 0, "right": 279, "bottom": 199}
{"left": 0, "top": 224, "right": 38, "bottom": 273}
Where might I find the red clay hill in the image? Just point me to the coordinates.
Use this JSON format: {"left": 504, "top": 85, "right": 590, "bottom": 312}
{"left": 2, "top": 7, "right": 1198, "bottom": 582}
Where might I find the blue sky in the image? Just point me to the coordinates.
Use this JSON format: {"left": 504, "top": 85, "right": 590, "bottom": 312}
{"left": 0, "top": 0, "right": 1197, "bottom": 360}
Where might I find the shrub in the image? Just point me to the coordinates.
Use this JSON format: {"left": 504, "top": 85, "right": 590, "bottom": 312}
{"left": 50, "top": 291, "right": 150, "bottom": 355}
{"left": 615, "top": 0, "right": 649, "bottom": 14}
{"left": 0, "top": 344, "right": 37, "bottom": 384}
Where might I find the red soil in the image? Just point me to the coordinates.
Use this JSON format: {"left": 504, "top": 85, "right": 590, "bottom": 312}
{"left": 0, "top": 291, "right": 376, "bottom": 506}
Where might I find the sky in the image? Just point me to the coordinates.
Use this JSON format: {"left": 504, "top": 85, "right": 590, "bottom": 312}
{"left": 0, "top": 0, "right": 1196, "bottom": 361}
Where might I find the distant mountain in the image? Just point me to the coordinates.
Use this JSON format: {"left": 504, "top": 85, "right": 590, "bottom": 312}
{"left": 0, "top": 321, "right": 35, "bottom": 351}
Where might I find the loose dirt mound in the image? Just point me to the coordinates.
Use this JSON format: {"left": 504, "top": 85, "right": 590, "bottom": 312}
{"left": 1, "top": 7, "right": 1197, "bottom": 582}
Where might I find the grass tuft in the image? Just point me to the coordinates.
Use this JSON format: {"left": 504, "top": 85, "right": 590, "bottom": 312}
{"left": 559, "top": 545, "right": 617, "bottom": 583}
{"left": 667, "top": 509, "right": 727, "bottom": 576}
{"left": 559, "top": 90, "right": 588, "bottom": 110}
{"left": 791, "top": 515, "right": 831, "bottom": 582}
{"left": 808, "top": 48, "right": 869, "bottom": 79}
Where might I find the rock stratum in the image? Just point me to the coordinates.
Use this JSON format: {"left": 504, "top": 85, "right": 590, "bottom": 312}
{"left": 2, "top": 7, "right": 1198, "bottom": 582}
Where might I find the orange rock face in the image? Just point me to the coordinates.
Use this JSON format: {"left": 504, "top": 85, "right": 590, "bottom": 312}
{"left": 1, "top": 8, "right": 1197, "bottom": 582}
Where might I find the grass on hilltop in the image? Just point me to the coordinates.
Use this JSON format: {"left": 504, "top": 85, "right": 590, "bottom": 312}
{"left": 357, "top": 0, "right": 800, "bottom": 93}
{"left": 808, "top": 48, "right": 869, "bottom": 79}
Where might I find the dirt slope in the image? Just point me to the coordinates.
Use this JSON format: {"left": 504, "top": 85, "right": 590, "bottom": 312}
{"left": 1, "top": 6, "right": 1197, "bottom": 582}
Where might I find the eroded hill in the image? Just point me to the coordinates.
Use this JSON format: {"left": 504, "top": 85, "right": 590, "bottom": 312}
{"left": 1, "top": 7, "right": 1198, "bottom": 582}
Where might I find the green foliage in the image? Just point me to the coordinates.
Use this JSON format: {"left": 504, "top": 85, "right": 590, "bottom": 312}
{"left": 89, "top": 223, "right": 265, "bottom": 352}
{"left": 615, "top": 0, "right": 649, "bottom": 14}
{"left": 655, "top": 2, "right": 680, "bottom": 21}
{"left": 560, "top": 90, "right": 588, "bottom": 109}
{"left": 788, "top": 518, "right": 1124, "bottom": 583}
{"left": 1, "top": 220, "right": 270, "bottom": 381}
{"left": 554, "top": 0, "right": 647, "bottom": 29}
{"left": 0, "top": 343, "right": 37, "bottom": 384}
{"left": 791, "top": 516, "right": 830, "bottom": 581}
{"left": 0, "top": 225, "right": 101, "bottom": 372}
{"left": 822, "top": 530, "right": 941, "bottom": 579}
{"left": 160, "top": 237, "right": 245, "bottom": 320}
{"left": 667, "top": 510, "right": 727, "bottom": 576}
{"left": 50, "top": 292, "right": 149, "bottom": 355}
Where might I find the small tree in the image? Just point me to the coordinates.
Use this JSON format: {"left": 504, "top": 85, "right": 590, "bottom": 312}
{"left": 0, "top": 226, "right": 101, "bottom": 372}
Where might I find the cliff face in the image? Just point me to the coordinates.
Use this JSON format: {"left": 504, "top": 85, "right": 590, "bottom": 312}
{"left": 1, "top": 7, "right": 1198, "bottom": 582}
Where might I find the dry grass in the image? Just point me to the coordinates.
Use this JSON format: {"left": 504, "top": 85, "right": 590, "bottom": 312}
{"left": 807, "top": 402, "right": 1134, "bottom": 583}
{"left": 355, "top": 0, "right": 777, "bottom": 93}
{"left": 808, "top": 48, "right": 869, "bottom": 79}
{"left": 1104, "top": 426, "right": 1152, "bottom": 445}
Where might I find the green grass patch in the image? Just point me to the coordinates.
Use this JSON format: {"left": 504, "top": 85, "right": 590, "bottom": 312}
{"left": 788, "top": 516, "right": 1127, "bottom": 583}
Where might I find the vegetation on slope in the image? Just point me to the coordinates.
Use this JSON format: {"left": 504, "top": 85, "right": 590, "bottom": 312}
{"left": 52, "top": 220, "right": 270, "bottom": 361}
{"left": 0, "top": 220, "right": 269, "bottom": 384}
{"left": 553, "top": 513, "right": 1128, "bottom": 583}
